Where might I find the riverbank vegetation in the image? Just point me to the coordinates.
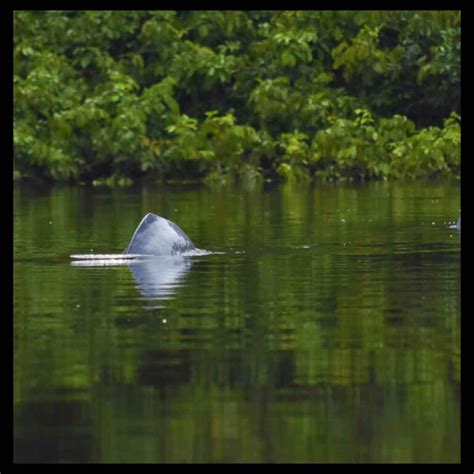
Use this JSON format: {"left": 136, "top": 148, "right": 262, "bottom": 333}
{"left": 14, "top": 11, "right": 460, "bottom": 184}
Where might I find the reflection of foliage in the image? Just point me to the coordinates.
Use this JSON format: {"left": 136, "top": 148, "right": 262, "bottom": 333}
{"left": 14, "top": 11, "right": 460, "bottom": 183}
{"left": 14, "top": 182, "right": 460, "bottom": 462}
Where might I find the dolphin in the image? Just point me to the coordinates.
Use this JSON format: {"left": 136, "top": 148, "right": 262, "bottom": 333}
{"left": 449, "top": 216, "right": 461, "bottom": 231}
{"left": 124, "top": 213, "right": 196, "bottom": 256}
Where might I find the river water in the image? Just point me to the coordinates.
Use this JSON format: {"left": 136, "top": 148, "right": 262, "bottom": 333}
{"left": 13, "top": 180, "right": 460, "bottom": 463}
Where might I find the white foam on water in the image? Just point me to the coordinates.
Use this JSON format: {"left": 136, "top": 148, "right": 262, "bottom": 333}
{"left": 70, "top": 248, "right": 222, "bottom": 266}
{"left": 70, "top": 254, "right": 142, "bottom": 259}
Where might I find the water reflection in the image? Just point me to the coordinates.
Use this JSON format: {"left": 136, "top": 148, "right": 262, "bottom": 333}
{"left": 71, "top": 255, "right": 194, "bottom": 305}
{"left": 129, "top": 256, "right": 192, "bottom": 303}
{"left": 14, "top": 181, "right": 460, "bottom": 463}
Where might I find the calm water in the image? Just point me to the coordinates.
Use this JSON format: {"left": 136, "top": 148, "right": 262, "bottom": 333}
{"left": 14, "top": 180, "right": 460, "bottom": 463}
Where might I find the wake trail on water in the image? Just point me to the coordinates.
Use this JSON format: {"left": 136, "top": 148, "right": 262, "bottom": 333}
{"left": 70, "top": 248, "right": 223, "bottom": 266}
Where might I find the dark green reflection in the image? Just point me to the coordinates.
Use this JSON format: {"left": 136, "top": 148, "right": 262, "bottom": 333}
{"left": 14, "top": 180, "right": 460, "bottom": 463}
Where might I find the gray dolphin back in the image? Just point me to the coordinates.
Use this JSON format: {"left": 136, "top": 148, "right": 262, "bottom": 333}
{"left": 125, "top": 213, "right": 195, "bottom": 256}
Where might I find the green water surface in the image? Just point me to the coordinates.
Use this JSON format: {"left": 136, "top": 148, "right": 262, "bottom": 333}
{"left": 13, "top": 180, "right": 460, "bottom": 463}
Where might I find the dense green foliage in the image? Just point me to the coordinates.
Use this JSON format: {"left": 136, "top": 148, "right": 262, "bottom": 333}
{"left": 14, "top": 11, "right": 461, "bottom": 183}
